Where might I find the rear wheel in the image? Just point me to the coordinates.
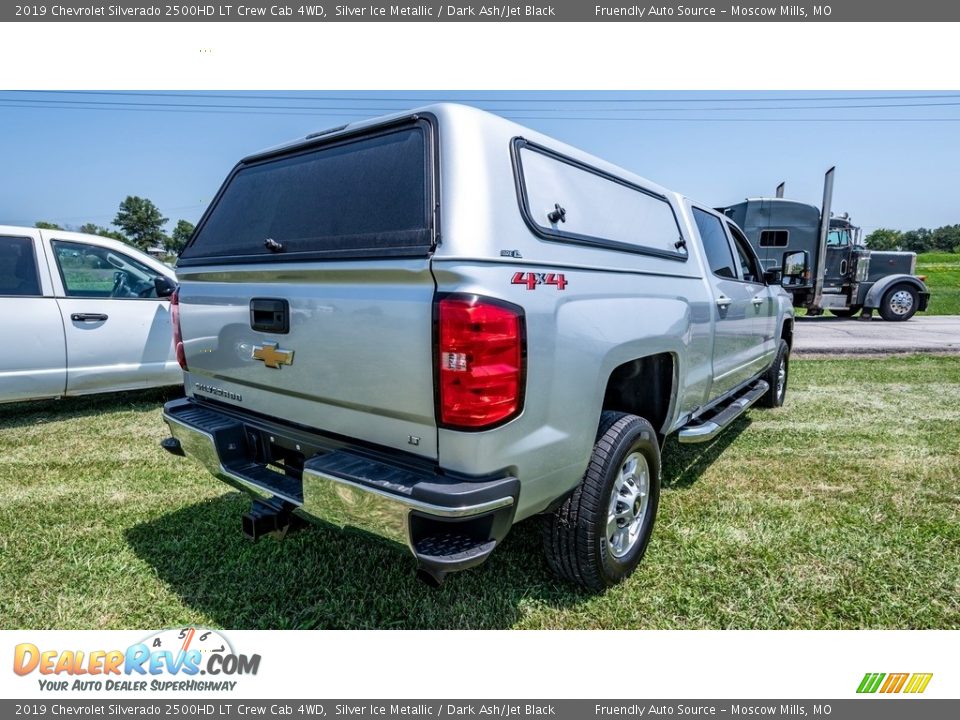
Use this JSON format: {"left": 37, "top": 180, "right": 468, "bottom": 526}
{"left": 542, "top": 411, "right": 661, "bottom": 591}
{"left": 829, "top": 306, "right": 861, "bottom": 318}
{"left": 759, "top": 339, "right": 790, "bottom": 408}
{"left": 879, "top": 284, "right": 919, "bottom": 321}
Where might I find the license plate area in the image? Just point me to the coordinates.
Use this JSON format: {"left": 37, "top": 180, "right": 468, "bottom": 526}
{"left": 243, "top": 426, "right": 306, "bottom": 482}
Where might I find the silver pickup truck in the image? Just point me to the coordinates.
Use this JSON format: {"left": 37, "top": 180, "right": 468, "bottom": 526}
{"left": 161, "top": 104, "right": 795, "bottom": 590}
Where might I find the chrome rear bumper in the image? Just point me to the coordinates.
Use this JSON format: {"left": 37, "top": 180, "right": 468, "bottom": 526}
{"left": 162, "top": 398, "right": 518, "bottom": 578}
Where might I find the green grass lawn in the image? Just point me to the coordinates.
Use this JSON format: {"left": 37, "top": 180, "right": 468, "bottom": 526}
{"left": 1, "top": 356, "right": 958, "bottom": 630}
{"left": 917, "top": 252, "right": 960, "bottom": 315}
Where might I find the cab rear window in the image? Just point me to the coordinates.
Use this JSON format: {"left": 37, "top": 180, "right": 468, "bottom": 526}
{"left": 180, "top": 124, "right": 432, "bottom": 264}
{"left": 0, "top": 236, "right": 41, "bottom": 297}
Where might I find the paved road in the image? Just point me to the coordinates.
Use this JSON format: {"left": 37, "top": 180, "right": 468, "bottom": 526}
{"left": 793, "top": 315, "right": 960, "bottom": 354}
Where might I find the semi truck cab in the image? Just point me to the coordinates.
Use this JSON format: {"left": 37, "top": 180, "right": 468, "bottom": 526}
{"left": 720, "top": 169, "right": 929, "bottom": 321}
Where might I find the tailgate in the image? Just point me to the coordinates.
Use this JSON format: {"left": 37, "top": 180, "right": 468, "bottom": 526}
{"left": 177, "top": 261, "right": 438, "bottom": 459}
{"left": 174, "top": 115, "right": 440, "bottom": 459}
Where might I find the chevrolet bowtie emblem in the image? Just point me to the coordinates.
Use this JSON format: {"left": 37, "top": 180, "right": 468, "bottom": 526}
{"left": 252, "top": 342, "right": 294, "bottom": 369}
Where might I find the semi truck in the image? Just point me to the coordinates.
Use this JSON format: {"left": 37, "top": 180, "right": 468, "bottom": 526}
{"left": 721, "top": 168, "right": 930, "bottom": 321}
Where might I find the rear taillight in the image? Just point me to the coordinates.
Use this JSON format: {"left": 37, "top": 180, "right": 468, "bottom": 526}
{"left": 170, "top": 287, "right": 187, "bottom": 371}
{"left": 437, "top": 295, "right": 525, "bottom": 429}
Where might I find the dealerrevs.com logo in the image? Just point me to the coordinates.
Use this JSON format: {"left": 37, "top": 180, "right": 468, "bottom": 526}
{"left": 13, "top": 628, "right": 260, "bottom": 693}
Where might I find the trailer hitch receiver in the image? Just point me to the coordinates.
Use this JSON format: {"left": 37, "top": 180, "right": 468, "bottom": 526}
{"left": 242, "top": 500, "right": 304, "bottom": 542}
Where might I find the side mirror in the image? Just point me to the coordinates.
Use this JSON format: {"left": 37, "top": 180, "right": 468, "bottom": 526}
{"left": 154, "top": 275, "right": 177, "bottom": 298}
{"left": 763, "top": 268, "right": 782, "bottom": 285}
{"left": 781, "top": 250, "right": 809, "bottom": 287}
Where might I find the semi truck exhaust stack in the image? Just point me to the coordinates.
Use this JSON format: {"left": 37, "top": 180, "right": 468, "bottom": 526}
{"left": 812, "top": 167, "right": 835, "bottom": 309}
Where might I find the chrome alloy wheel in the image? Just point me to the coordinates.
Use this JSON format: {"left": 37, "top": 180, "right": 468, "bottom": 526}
{"left": 889, "top": 289, "right": 914, "bottom": 316}
{"left": 606, "top": 451, "right": 650, "bottom": 559}
{"left": 776, "top": 356, "right": 787, "bottom": 399}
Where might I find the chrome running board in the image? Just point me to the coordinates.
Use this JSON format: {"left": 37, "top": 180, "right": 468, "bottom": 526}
{"left": 678, "top": 380, "right": 769, "bottom": 444}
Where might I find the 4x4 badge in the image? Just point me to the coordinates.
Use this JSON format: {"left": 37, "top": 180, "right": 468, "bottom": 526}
{"left": 252, "top": 342, "right": 294, "bottom": 369}
{"left": 511, "top": 271, "right": 568, "bottom": 290}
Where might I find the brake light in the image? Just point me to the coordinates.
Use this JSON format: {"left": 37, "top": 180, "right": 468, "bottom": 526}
{"left": 170, "top": 287, "right": 187, "bottom": 371}
{"left": 437, "top": 295, "right": 525, "bottom": 429}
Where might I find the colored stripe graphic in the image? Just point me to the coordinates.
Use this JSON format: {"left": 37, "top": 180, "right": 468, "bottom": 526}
{"left": 857, "top": 673, "right": 885, "bottom": 693}
{"left": 904, "top": 673, "right": 934, "bottom": 694}
{"left": 857, "top": 672, "right": 933, "bottom": 694}
{"left": 880, "top": 673, "right": 909, "bottom": 693}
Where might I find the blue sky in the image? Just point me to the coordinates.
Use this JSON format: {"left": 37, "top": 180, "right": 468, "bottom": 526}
{"left": 1, "top": 90, "right": 959, "bottom": 234}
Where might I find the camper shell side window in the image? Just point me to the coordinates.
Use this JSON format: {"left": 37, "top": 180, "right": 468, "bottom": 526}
{"left": 511, "top": 138, "right": 687, "bottom": 261}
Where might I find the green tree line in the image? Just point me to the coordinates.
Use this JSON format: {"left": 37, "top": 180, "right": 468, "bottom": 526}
{"left": 36, "top": 196, "right": 195, "bottom": 256}
{"left": 866, "top": 225, "right": 960, "bottom": 254}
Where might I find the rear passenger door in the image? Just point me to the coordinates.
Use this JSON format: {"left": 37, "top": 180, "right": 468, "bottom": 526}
{"left": 691, "top": 207, "right": 763, "bottom": 398}
{"left": 0, "top": 230, "right": 67, "bottom": 402}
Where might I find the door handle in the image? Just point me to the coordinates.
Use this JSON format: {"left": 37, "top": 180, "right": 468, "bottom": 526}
{"left": 70, "top": 313, "right": 108, "bottom": 322}
{"left": 715, "top": 296, "right": 732, "bottom": 308}
{"left": 249, "top": 298, "right": 289, "bottom": 334}
{"left": 751, "top": 296, "right": 765, "bottom": 306}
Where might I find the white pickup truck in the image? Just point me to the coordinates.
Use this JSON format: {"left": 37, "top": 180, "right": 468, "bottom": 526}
{"left": 0, "top": 226, "right": 181, "bottom": 404}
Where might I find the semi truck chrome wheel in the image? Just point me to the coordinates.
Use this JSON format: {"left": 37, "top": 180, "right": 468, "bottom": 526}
{"left": 606, "top": 452, "right": 650, "bottom": 559}
{"left": 889, "top": 290, "right": 914, "bottom": 315}
{"left": 879, "top": 284, "right": 919, "bottom": 321}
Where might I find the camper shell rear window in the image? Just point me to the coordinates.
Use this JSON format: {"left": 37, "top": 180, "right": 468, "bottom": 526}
{"left": 179, "top": 118, "right": 435, "bottom": 266}
{"left": 511, "top": 138, "right": 687, "bottom": 261}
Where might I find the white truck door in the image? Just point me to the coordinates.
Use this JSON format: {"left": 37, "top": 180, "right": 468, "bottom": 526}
{"left": 0, "top": 229, "right": 67, "bottom": 402}
{"left": 45, "top": 236, "right": 178, "bottom": 396}
{"left": 691, "top": 208, "right": 763, "bottom": 397}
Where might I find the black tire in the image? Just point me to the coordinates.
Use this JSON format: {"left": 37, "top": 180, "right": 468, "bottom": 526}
{"left": 542, "top": 411, "right": 661, "bottom": 591}
{"left": 759, "top": 339, "right": 790, "bottom": 408}
{"left": 829, "top": 306, "right": 861, "bottom": 318}
{"left": 878, "top": 283, "right": 919, "bottom": 322}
